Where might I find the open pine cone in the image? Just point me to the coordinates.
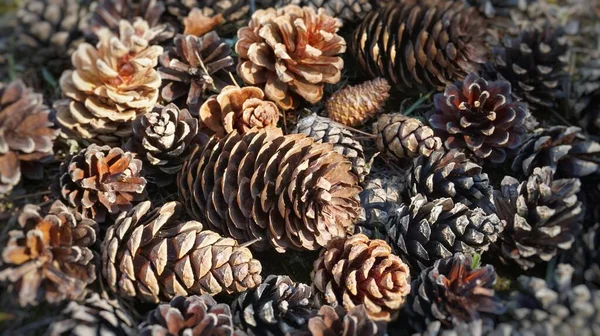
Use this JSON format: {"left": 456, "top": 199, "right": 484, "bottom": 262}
{"left": 311, "top": 234, "right": 411, "bottom": 321}
{"left": 428, "top": 73, "right": 528, "bottom": 163}
{"left": 102, "top": 201, "right": 262, "bottom": 303}
{"left": 0, "top": 80, "right": 59, "bottom": 194}
{"left": 55, "top": 19, "right": 163, "bottom": 145}
{"left": 308, "top": 305, "right": 387, "bottom": 336}
{"left": 199, "top": 86, "right": 280, "bottom": 138}
{"left": 235, "top": 5, "right": 346, "bottom": 110}
{"left": 178, "top": 128, "right": 361, "bottom": 252}
{"left": 0, "top": 201, "right": 98, "bottom": 307}
{"left": 53, "top": 144, "right": 147, "bottom": 224}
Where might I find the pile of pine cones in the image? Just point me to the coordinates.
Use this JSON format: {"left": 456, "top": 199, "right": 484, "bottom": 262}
{"left": 0, "top": 0, "right": 599, "bottom": 335}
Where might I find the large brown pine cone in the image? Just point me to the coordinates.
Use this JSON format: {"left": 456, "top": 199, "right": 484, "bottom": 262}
{"left": 55, "top": 20, "right": 163, "bottom": 145}
{"left": 492, "top": 166, "right": 583, "bottom": 269}
{"left": 159, "top": 32, "right": 236, "bottom": 117}
{"left": 235, "top": 5, "right": 346, "bottom": 110}
{"left": 351, "top": 0, "right": 488, "bottom": 94}
{"left": 428, "top": 73, "right": 528, "bottom": 163}
{"left": 199, "top": 86, "right": 280, "bottom": 138}
{"left": 0, "top": 201, "right": 98, "bottom": 307}
{"left": 140, "top": 294, "right": 245, "bottom": 335}
{"left": 102, "top": 201, "right": 262, "bottom": 303}
{"left": 308, "top": 305, "right": 387, "bottom": 336}
{"left": 53, "top": 144, "right": 147, "bottom": 224}
{"left": 373, "top": 113, "right": 442, "bottom": 161}
{"left": 0, "top": 80, "right": 59, "bottom": 194}
{"left": 405, "top": 253, "right": 504, "bottom": 333}
{"left": 327, "top": 78, "right": 390, "bottom": 127}
{"left": 311, "top": 234, "right": 411, "bottom": 321}
{"left": 178, "top": 128, "right": 361, "bottom": 252}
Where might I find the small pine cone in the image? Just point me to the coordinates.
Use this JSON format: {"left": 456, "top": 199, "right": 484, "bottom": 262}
{"left": 308, "top": 305, "right": 387, "bottom": 336}
{"left": 48, "top": 293, "right": 137, "bottom": 336}
{"left": 178, "top": 128, "right": 361, "bottom": 252}
{"left": 492, "top": 26, "right": 569, "bottom": 111}
{"left": 102, "top": 201, "right": 262, "bottom": 303}
{"left": 492, "top": 166, "right": 583, "bottom": 269}
{"left": 55, "top": 19, "right": 163, "bottom": 145}
{"left": 236, "top": 5, "right": 346, "bottom": 110}
{"left": 408, "top": 149, "right": 493, "bottom": 211}
{"left": 0, "top": 201, "right": 98, "bottom": 307}
{"left": 52, "top": 144, "right": 147, "bottom": 224}
{"left": 293, "top": 113, "right": 369, "bottom": 181}
{"left": 159, "top": 32, "right": 236, "bottom": 117}
{"left": 311, "top": 234, "right": 411, "bottom": 321}
{"left": 199, "top": 86, "right": 280, "bottom": 138}
{"left": 428, "top": 73, "right": 528, "bottom": 163}
{"left": 373, "top": 113, "right": 442, "bottom": 161}
{"left": 512, "top": 126, "right": 600, "bottom": 178}
{"left": 0, "top": 80, "right": 59, "bottom": 194}
{"left": 140, "top": 294, "right": 244, "bottom": 335}
{"left": 405, "top": 253, "right": 505, "bottom": 333}
{"left": 385, "top": 194, "right": 504, "bottom": 272}
{"left": 327, "top": 78, "right": 390, "bottom": 127}
{"left": 356, "top": 172, "right": 406, "bottom": 238}
{"left": 165, "top": 0, "right": 249, "bottom": 26}
{"left": 351, "top": 1, "right": 488, "bottom": 94}
{"left": 231, "top": 275, "right": 313, "bottom": 335}
{"left": 124, "top": 103, "right": 199, "bottom": 183}
{"left": 572, "top": 59, "right": 600, "bottom": 135}
{"left": 491, "top": 264, "right": 600, "bottom": 336}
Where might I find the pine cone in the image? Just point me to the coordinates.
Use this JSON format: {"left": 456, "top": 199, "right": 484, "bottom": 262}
{"left": 384, "top": 194, "right": 504, "bottom": 272}
{"left": 53, "top": 144, "right": 147, "bottom": 224}
{"left": 159, "top": 32, "right": 236, "bottom": 117}
{"left": 405, "top": 253, "right": 504, "bottom": 333}
{"left": 0, "top": 201, "right": 98, "bottom": 307}
{"left": 351, "top": 0, "right": 488, "bottom": 94}
{"left": 491, "top": 26, "right": 569, "bottom": 111}
{"left": 140, "top": 294, "right": 244, "bottom": 335}
{"left": 0, "top": 80, "right": 59, "bottom": 194}
{"left": 235, "top": 5, "right": 346, "bottom": 110}
{"left": 15, "top": 0, "right": 88, "bottom": 75}
{"left": 165, "top": 0, "right": 249, "bottom": 27}
{"left": 567, "top": 223, "right": 600, "bottom": 289}
{"left": 293, "top": 113, "right": 369, "bottom": 181}
{"left": 373, "top": 114, "right": 442, "bottom": 161}
{"left": 492, "top": 166, "right": 583, "bottom": 269}
{"left": 428, "top": 73, "right": 528, "bottom": 163}
{"left": 572, "top": 59, "right": 600, "bottom": 135}
{"left": 408, "top": 149, "right": 493, "bottom": 211}
{"left": 103, "top": 201, "right": 262, "bottom": 302}
{"left": 327, "top": 78, "right": 390, "bottom": 127}
{"left": 199, "top": 86, "right": 280, "bottom": 138}
{"left": 491, "top": 264, "right": 600, "bottom": 336}
{"left": 308, "top": 305, "right": 387, "bottom": 336}
{"left": 418, "top": 319, "right": 485, "bottom": 336}
{"left": 356, "top": 173, "right": 405, "bottom": 238}
{"left": 178, "top": 128, "right": 361, "bottom": 252}
{"left": 311, "top": 234, "right": 411, "bottom": 321}
{"left": 55, "top": 20, "right": 163, "bottom": 145}
{"left": 124, "top": 103, "right": 199, "bottom": 184}
{"left": 48, "top": 293, "right": 137, "bottom": 336}
{"left": 231, "top": 275, "right": 312, "bottom": 335}
{"left": 512, "top": 126, "right": 600, "bottom": 179}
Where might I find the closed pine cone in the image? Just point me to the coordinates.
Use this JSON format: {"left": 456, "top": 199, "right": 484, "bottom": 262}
{"left": 373, "top": 113, "right": 442, "bottom": 161}
{"left": 199, "top": 86, "right": 280, "bottom": 138}
{"left": 308, "top": 305, "right": 387, "bottom": 336}
{"left": 0, "top": 201, "right": 98, "bottom": 307}
{"left": 327, "top": 78, "right": 390, "bottom": 127}
{"left": 102, "top": 201, "right": 262, "bottom": 303}
{"left": 311, "top": 234, "right": 411, "bottom": 321}
{"left": 55, "top": 19, "right": 163, "bottom": 145}
{"left": 178, "top": 128, "right": 361, "bottom": 252}
{"left": 52, "top": 144, "right": 147, "bottom": 224}
{"left": 235, "top": 5, "right": 346, "bottom": 110}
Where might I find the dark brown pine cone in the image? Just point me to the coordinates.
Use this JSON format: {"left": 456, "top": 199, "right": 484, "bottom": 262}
{"left": 492, "top": 166, "right": 583, "bottom": 269}
{"left": 351, "top": 0, "right": 488, "bottom": 94}
{"left": 0, "top": 201, "right": 98, "bottom": 307}
{"left": 231, "top": 275, "right": 312, "bottom": 335}
{"left": 159, "top": 32, "right": 236, "bottom": 117}
{"left": 405, "top": 253, "right": 505, "bottom": 334}
{"left": 0, "top": 80, "right": 59, "bottom": 193}
{"left": 572, "top": 59, "right": 600, "bottom": 135}
{"left": 53, "top": 144, "right": 147, "bottom": 224}
{"left": 428, "top": 73, "right": 528, "bottom": 163}
{"left": 308, "top": 305, "right": 387, "bottom": 336}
